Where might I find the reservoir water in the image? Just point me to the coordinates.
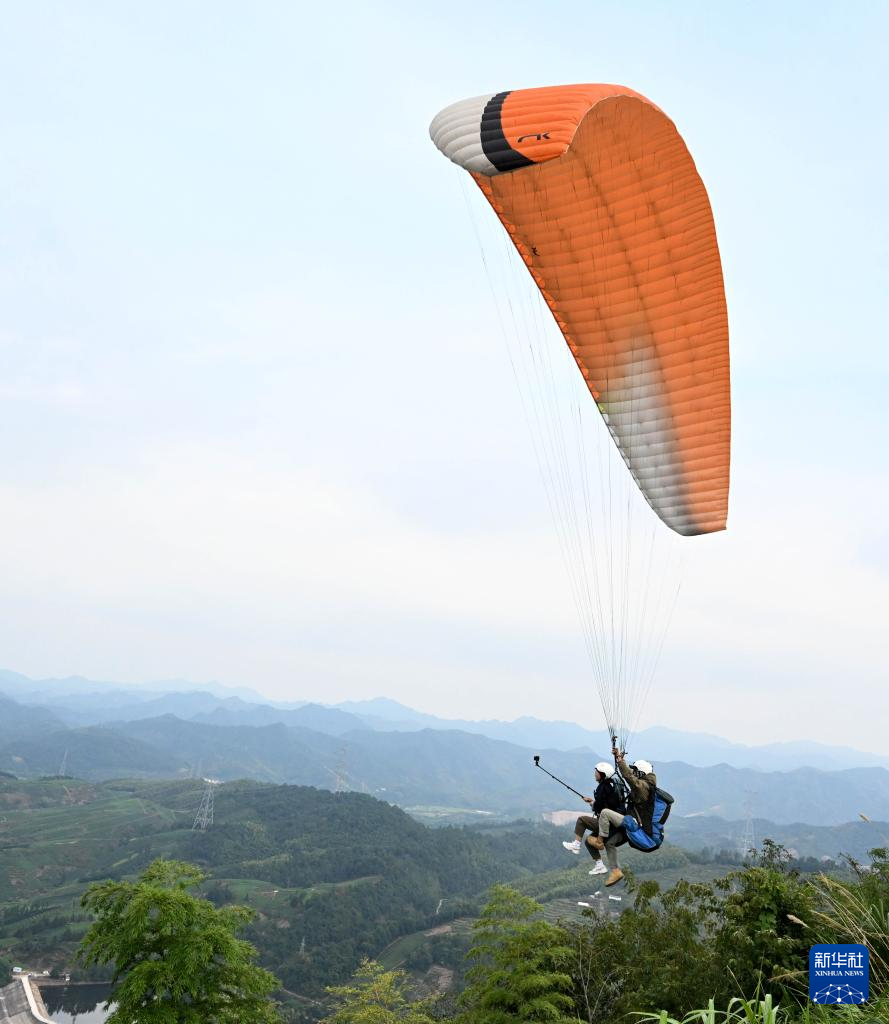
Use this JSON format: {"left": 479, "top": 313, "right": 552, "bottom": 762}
{"left": 39, "top": 984, "right": 112, "bottom": 1023}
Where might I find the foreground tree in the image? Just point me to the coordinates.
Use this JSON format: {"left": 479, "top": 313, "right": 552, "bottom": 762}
{"left": 712, "top": 839, "right": 816, "bottom": 1002}
{"left": 78, "top": 859, "right": 282, "bottom": 1024}
{"left": 459, "top": 884, "right": 576, "bottom": 1024}
{"left": 323, "top": 959, "right": 437, "bottom": 1024}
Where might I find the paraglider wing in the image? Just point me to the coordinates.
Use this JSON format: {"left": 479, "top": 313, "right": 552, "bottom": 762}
{"left": 430, "top": 84, "right": 731, "bottom": 536}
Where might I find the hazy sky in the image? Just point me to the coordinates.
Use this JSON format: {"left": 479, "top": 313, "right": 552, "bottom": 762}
{"left": 1, "top": 2, "right": 887, "bottom": 751}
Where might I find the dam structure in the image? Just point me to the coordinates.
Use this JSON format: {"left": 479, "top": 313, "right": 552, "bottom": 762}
{"left": 0, "top": 976, "right": 55, "bottom": 1023}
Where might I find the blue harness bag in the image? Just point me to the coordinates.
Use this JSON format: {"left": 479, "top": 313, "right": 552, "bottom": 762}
{"left": 622, "top": 787, "right": 674, "bottom": 852}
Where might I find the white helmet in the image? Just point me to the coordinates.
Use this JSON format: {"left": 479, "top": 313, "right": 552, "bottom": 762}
{"left": 594, "top": 761, "right": 614, "bottom": 778}
{"left": 631, "top": 759, "right": 653, "bottom": 776}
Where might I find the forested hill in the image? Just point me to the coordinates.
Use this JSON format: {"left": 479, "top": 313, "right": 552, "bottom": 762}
{"left": 0, "top": 776, "right": 566, "bottom": 995}
{"left": 1, "top": 773, "right": 884, "bottom": 1008}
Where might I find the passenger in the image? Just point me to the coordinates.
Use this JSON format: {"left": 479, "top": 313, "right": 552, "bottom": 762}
{"left": 588, "top": 746, "right": 658, "bottom": 886}
{"left": 561, "top": 761, "right": 625, "bottom": 876}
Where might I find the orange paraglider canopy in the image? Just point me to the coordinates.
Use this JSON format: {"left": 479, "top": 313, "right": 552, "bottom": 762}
{"left": 430, "top": 84, "right": 730, "bottom": 536}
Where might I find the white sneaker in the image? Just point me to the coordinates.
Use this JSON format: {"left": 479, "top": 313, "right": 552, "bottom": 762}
{"left": 562, "top": 839, "right": 581, "bottom": 854}
{"left": 588, "top": 861, "right": 607, "bottom": 875}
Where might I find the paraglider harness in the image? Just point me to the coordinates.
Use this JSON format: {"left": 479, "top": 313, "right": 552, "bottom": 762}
{"left": 621, "top": 785, "right": 674, "bottom": 852}
{"left": 531, "top": 751, "right": 672, "bottom": 852}
{"left": 611, "top": 738, "right": 674, "bottom": 853}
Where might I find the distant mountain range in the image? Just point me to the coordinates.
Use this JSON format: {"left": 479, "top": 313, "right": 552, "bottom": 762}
{"left": 332, "top": 698, "right": 889, "bottom": 773}
{"left": 2, "top": 668, "right": 887, "bottom": 772}
{"left": 1, "top": 678, "right": 889, "bottom": 836}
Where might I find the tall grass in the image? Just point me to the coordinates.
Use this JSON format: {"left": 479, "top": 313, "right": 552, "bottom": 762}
{"left": 807, "top": 872, "right": 888, "bottom": 997}
{"left": 635, "top": 994, "right": 885, "bottom": 1023}
{"left": 635, "top": 994, "right": 784, "bottom": 1024}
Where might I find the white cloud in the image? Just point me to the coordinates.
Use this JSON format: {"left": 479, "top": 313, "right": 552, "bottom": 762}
{"left": 1, "top": 437, "right": 886, "bottom": 751}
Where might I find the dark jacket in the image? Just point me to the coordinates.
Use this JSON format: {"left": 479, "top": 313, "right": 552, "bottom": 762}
{"left": 592, "top": 776, "right": 625, "bottom": 816}
{"left": 616, "top": 755, "right": 658, "bottom": 835}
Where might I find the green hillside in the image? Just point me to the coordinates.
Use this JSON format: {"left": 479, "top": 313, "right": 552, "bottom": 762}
{"left": 0, "top": 777, "right": 571, "bottom": 995}
{"left": 0, "top": 775, "right": 754, "bottom": 1004}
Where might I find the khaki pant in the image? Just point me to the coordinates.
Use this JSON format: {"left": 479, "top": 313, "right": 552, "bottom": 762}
{"left": 574, "top": 814, "right": 599, "bottom": 839}
{"left": 593, "top": 808, "right": 627, "bottom": 870}
{"left": 575, "top": 812, "right": 622, "bottom": 870}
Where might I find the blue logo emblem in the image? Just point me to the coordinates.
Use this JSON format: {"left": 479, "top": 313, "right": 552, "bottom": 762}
{"left": 809, "top": 944, "right": 869, "bottom": 1003}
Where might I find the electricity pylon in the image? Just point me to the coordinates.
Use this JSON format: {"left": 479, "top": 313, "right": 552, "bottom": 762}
{"left": 334, "top": 745, "right": 348, "bottom": 793}
{"left": 192, "top": 779, "right": 218, "bottom": 831}
{"left": 739, "top": 791, "right": 757, "bottom": 861}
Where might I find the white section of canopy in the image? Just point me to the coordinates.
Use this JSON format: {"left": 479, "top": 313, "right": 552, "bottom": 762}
{"left": 429, "top": 94, "right": 498, "bottom": 176}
